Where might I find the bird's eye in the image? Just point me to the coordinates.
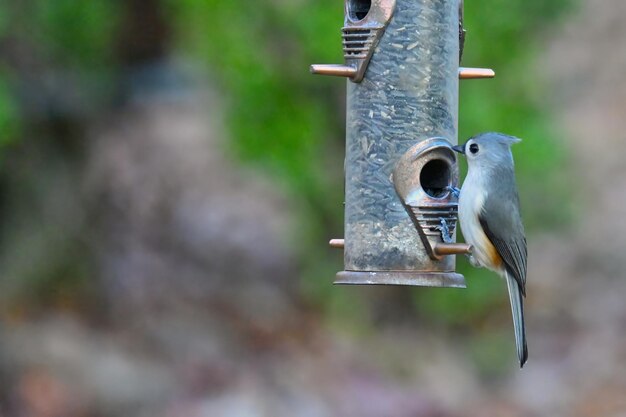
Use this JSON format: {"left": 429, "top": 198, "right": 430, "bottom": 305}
{"left": 469, "top": 143, "right": 479, "bottom": 154}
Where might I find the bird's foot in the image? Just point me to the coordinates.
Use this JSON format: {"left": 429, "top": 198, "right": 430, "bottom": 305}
{"left": 446, "top": 185, "right": 461, "bottom": 199}
{"left": 436, "top": 218, "right": 454, "bottom": 243}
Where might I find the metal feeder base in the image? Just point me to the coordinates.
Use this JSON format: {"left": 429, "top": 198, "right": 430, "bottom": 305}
{"left": 335, "top": 271, "right": 466, "bottom": 288}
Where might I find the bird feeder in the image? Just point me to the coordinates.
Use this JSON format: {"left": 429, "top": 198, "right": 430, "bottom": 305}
{"left": 312, "top": 0, "right": 493, "bottom": 287}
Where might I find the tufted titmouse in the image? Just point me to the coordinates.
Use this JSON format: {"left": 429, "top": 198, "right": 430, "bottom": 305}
{"left": 453, "top": 132, "right": 528, "bottom": 368}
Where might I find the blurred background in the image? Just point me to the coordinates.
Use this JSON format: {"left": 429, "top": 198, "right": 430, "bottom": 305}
{"left": 0, "top": 0, "right": 625, "bottom": 416}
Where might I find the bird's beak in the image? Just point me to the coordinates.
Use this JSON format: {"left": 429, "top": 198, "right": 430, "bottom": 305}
{"left": 452, "top": 144, "right": 465, "bottom": 154}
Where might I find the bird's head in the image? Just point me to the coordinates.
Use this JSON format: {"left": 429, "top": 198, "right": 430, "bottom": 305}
{"left": 452, "top": 132, "right": 521, "bottom": 169}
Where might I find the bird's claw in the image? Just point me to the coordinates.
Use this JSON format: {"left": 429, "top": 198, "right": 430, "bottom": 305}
{"left": 436, "top": 218, "right": 454, "bottom": 243}
{"left": 446, "top": 185, "right": 461, "bottom": 199}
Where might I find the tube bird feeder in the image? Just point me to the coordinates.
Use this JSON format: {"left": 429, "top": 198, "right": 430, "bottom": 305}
{"left": 312, "top": 0, "right": 491, "bottom": 287}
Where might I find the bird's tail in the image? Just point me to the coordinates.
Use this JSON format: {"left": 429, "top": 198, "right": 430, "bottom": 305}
{"left": 505, "top": 270, "right": 528, "bottom": 367}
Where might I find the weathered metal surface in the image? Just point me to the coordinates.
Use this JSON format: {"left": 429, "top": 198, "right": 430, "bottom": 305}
{"left": 343, "top": 0, "right": 461, "bottom": 283}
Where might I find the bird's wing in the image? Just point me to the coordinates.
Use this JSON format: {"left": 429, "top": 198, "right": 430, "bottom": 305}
{"left": 478, "top": 191, "right": 527, "bottom": 296}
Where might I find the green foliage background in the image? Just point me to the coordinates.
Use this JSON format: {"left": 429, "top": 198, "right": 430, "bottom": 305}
{"left": 0, "top": 0, "right": 575, "bottom": 342}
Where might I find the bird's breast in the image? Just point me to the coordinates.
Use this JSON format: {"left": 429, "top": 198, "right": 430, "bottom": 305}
{"left": 459, "top": 175, "right": 503, "bottom": 272}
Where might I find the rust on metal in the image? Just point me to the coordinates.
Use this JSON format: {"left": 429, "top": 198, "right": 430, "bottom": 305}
{"left": 433, "top": 242, "right": 472, "bottom": 257}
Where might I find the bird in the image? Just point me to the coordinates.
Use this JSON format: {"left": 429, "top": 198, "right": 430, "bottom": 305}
{"left": 452, "top": 132, "right": 528, "bottom": 368}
